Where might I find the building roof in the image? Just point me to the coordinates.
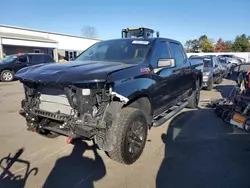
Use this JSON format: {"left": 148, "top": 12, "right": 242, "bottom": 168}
{"left": 0, "top": 31, "right": 57, "bottom": 43}
{"left": 0, "top": 24, "right": 100, "bottom": 41}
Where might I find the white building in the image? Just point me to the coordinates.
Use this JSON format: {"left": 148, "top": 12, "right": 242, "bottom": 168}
{"left": 0, "top": 25, "right": 101, "bottom": 61}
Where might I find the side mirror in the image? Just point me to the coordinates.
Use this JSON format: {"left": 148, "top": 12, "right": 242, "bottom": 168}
{"left": 16, "top": 60, "right": 22, "bottom": 64}
{"left": 157, "top": 58, "right": 175, "bottom": 68}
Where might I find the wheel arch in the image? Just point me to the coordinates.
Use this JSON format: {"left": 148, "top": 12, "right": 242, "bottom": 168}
{"left": 123, "top": 94, "right": 153, "bottom": 126}
{"left": 192, "top": 72, "right": 202, "bottom": 90}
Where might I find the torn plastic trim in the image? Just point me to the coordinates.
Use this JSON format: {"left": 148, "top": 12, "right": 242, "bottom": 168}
{"left": 111, "top": 92, "right": 129, "bottom": 104}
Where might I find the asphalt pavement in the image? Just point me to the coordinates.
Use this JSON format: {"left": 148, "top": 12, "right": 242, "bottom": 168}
{"left": 0, "top": 79, "right": 250, "bottom": 188}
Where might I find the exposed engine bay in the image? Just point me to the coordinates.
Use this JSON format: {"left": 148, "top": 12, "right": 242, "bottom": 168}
{"left": 19, "top": 81, "right": 129, "bottom": 150}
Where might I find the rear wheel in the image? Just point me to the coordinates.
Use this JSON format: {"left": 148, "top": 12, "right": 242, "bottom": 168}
{"left": 106, "top": 107, "right": 148, "bottom": 165}
{"left": 1, "top": 70, "right": 14, "bottom": 82}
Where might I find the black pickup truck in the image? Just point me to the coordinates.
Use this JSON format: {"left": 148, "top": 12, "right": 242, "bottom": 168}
{"left": 16, "top": 38, "right": 203, "bottom": 165}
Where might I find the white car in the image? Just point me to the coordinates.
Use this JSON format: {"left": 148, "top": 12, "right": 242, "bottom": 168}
{"left": 227, "top": 57, "right": 242, "bottom": 66}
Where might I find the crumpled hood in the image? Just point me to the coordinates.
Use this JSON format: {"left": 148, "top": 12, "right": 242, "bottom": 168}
{"left": 15, "top": 61, "right": 136, "bottom": 84}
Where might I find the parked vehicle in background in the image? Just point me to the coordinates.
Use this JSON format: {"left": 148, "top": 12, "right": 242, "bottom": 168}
{"left": 189, "top": 55, "right": 223, "bottom": 90}
{"left": 217, "top": 54, "right": 246, "bottom": 65}
{"left": 16, "top": 37, "right": 203, "bottom": 165}
{"left": 218, "top": 57, "right": 233, "bottom": 77}
{"left": 0, "top": 53, "right": 55, "bottom": 82}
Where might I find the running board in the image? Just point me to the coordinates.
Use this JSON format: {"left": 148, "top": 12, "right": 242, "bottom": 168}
{"left": 152, "top": 101, "right": 188, "bottom": 127}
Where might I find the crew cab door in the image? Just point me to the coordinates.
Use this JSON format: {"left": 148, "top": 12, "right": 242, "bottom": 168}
{"left": 150, "top": 40, "right": 182, "bottom": 116}
{"left": 168, "top": 41, "right": 193, "bottom": 96}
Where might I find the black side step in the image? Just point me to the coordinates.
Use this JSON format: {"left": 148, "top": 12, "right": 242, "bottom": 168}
{"left": 152, "top": 101, "right": 188, "bottom": 127}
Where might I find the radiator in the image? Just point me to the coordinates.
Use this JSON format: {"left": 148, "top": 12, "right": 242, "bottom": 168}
{"left": 38, "top": 87, "right": 73, "bottom": 115}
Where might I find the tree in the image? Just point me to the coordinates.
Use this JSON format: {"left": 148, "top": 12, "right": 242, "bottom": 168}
{"left": 184, "top": 40, "right": 193, "bottom": 52}
{"left": 213, "top": 38, "right": 230, "bottom": 52}
{"left": 201, "top": 39, "right": 214, "bottom": 52}
{"left": 190, "top": 39, "right": 201, "bottom": 52}
{"left": 199, "top": 35, "right": 208, "bottom": 43}
{"left": 185, "top": 35, "right": 214, "bottom": 52}
{"left": 225, "top": 40, "right": 233, "bottom": 51}
{"left": 81, "top": 26, "right": 98, "bottom": 39}
{"left": 198, "top": 35, "right": 214, "bottom": 52}
{"left": 231, "top": 34, "right": 250, "bottom": 52}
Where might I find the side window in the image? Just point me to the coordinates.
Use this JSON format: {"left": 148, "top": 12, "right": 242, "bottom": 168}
{"left": 17, "top": 56, "right": 28, "bottom": 63}
{"left": 29, "top": 55, "right": 45, "bottom": 64}
{"left": 154, "top": 41, "right": 171, "bottom": 59}
{"left": 169, "top": 42, "right": 184, "bottom": 67}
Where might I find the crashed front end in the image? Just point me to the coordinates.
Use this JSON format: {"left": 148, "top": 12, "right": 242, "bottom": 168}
{"left": 19, "top": 80, "right": 128, "bottom": 145}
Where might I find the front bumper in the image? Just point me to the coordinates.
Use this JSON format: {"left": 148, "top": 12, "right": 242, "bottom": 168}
{"left": 19, "top": 99, "right": 110, "bottom": 139}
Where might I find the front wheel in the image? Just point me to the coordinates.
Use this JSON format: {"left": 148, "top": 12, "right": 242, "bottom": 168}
{"left": 1, "top": 70, "right": 14, "bottom": 82}
{"left": 106, "top": 107, "right": 148, "bottom": 165}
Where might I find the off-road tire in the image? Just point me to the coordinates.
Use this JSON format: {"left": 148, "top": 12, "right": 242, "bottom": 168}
{"left": 187, "top": 79, "right": 200, "bottom": 109}
{"left": 106, "top": 107, "right": 148, "bottom": 165}
{"left": 0, "top": 70, "right": 14, "bottom": 82}
{"left": 206, "top": 77, "right": 213, "bottom": 91}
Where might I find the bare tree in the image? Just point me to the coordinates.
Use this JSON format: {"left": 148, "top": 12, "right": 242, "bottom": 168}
{"left": 81, "top": 26, "right": 98, "bottom": 39}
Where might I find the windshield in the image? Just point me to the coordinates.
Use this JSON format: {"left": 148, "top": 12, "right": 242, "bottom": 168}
{"left": 74, "top": 39, "right": 151, "bottom": 64}
{"left": 2, "top": 55, "right": 18, "bottom": 63}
